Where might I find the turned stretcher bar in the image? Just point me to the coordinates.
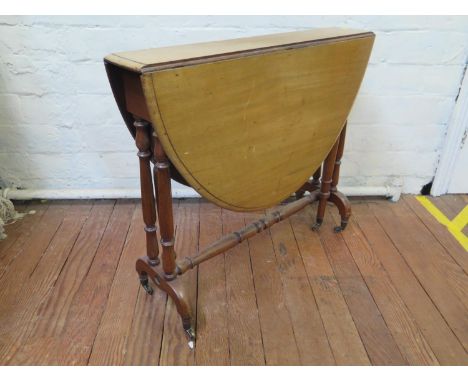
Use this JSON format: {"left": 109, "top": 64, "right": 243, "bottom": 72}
{"left": 104, "top": 28, "right": 374, "bottom": 346}
{"left": 176, "top": 191, "right": 320, "bottom": 275}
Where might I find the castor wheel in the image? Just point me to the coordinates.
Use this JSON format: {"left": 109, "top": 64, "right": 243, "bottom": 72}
{"left": 334, "top": 221, "right": 348, "bottom": 233}
{"left": 139, "top": 275, "right": 154, "bottom": 295}
{"left": 183, "top": 319, "right": 196, "bottom": 349}
{"left": 311, "top": 218, "right": 323, "bottom": 231}
{"left": 311, "top": 223, "right": 321, "bottom": 231}
{"left": 185, "top": 327, "right": 196, "bottom": 349}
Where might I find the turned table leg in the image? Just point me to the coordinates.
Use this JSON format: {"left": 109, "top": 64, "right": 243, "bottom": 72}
{"left": 134, "top": 125, "right": 195, "bottom": 346}
{"left": 312, "top": 135, "right": 340, "bottom": 231}
{"left": 134, "top": 119, "right": 160, "bottom": 267}
{"left": 311, "top": 165, "right": 321, "bottom": 188}
{"left": 329, "top": 122, "right": 351, "bottom": 232}
{"left": 153, "top": 134, "right": 177, "bottom": 280}
{"left": 295, "top": 165, "right": 322, "bottom": 199}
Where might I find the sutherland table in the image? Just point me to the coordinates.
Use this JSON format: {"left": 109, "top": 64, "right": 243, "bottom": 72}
{"left": 104, "top": 28, "right": 375, "bottom": 347}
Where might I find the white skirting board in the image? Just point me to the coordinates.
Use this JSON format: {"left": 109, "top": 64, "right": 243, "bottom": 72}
{"left": 3, "top": 185, "right": 402, "bottom": 202}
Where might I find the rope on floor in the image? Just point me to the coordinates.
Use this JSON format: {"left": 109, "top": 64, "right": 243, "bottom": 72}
{"left": 0, "top": 192, "right": 25, "bottom": 240}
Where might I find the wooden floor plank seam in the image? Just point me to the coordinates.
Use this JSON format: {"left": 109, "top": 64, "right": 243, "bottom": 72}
{"left": 352, "top": 214, "right": 443, "bottom": 365}
{"left": 243, "top": 210, "right": 301, "bottom": 365}
{"left": 177, "top": 201, "right": 201, "bottom": 365}
{"left": 5, "top": 201, "right": 135, "bottom": 365}
{"left": 1, "top": 197, "right": 467, "bottom": 365}
{"left": 334, "top": 209, "right": 440, "bottom": 365}
{"left": 0, "top": 202, "right": 38, "bottom": 259}
{"left": 0, "top": 203, "right": 49, "bottom": 282}
{"left": 1, "top": 201, "right": 95, "bottom": 364}
{"left": 221, "top": 209, "right": 232, "bottom": 365}
{"left": 84, "top": 202, "right": 135, "bottom": 366}
{"left": 29, "top": 201, "right": 114, "bottom": 333}
{"left": 192, "top": 201, "right": 201, "bottom": 365}
{"left": 395, "top": 202, "right": 468, "bottom": 310}
{"left": 191, "top": 207, "right": 201, "bottom": 365}
{"left": 397, "top": 200, "right": 468, "bottom": 312}
{"left": 322, "top": 232, "right": 408, "bottom": 366}
{"left": 289, "top": 207, "right": 371, "bottom": 365}
{"left": 367, "top": 201, "right": 468, "bottom": 355}
{"left": 71, "top": 201, "right": 118, "bottom": 293}
{"left": 45, "top": 201, "right": 110, "bottom": 289}
{"left": 286, "top": 218, "right": 337, "bottom": 365}
{"left": 155, "top": 293, "right": 168, "bottom": 366}
{"left": 268, "top": 210, "right": 334, "bottom": 365}
{"left": 194, "top": 203, "right": 229, "bottom": 365}
{"left": 25, "top": 207, "right": 68, "bottom": 280}
{"left": 125, "top": 276, "right": 147, "bottom": 363}
{"left": 353, "top": 202, "right": 468, "bottom": 365}
{"left": 402, "top": 196, "right": 468, "bottom": 275}
{"left": 243, "top": 213, "right": 268, "bottom": 366}
{"left": 319, "top": 208, "right": 407, "bottom": 365}
{"left": 222, "top": 208, "right": 265, "bottom": 365}
{"left": 86, "top": 203, "right": 141, "bottom": 365}
{"left": 366, "top": 202, "right": 442, "bottom": 306}
{"left": 264, "top": 225, "right": 302, "bottom": 364}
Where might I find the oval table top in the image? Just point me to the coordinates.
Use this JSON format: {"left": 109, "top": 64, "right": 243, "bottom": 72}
{"left": 106, "top": 28, "right": 374, "bottom": 211}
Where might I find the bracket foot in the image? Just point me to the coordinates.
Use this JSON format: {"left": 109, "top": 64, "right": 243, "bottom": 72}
{"left": 136, "top": 257, "right": 194, "bottom": 345}
{"left": 139, "top": 274, "right": 154, "bottom": 295}
{"left": 329, "top": 191, "right": 351, "bottom": 232}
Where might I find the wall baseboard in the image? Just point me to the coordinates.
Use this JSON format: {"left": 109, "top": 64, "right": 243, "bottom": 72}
{"left": 3, "top": 185, "right": 402, "bottom": 202}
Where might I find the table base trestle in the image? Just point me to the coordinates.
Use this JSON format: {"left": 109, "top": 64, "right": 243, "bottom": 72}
{"left": 133, "top": 116, "right": 351, "bottom": 348}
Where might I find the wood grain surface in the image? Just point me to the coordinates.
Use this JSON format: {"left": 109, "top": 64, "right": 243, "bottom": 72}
{"left": 105, "top": 28, "right": 372, "bottom": 72}
{"left": 3, "top": 196, "right": 466, "bottom": 365}
{"left": 141, "top": 34, "right": 373, "bottom": 210}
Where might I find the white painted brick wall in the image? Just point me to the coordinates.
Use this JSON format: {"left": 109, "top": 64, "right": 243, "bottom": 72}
{"left": 1, "top": 16, "right": 468, "bottom": 195}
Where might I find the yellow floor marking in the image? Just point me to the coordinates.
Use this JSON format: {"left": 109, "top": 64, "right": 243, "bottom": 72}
{"left": 451, "top": 205, "right": 468, "bottom": 231}
{"left": 416, "top": 196, "right": 468, "bottom": 252}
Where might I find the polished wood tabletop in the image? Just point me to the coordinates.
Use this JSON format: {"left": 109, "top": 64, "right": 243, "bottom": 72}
{"left": 105, "top": 28, "right": 374, "bottom": 211}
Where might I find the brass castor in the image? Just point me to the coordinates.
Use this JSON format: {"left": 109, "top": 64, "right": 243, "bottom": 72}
{"left": 139, "top": 274, "right": 153, "bottom": 295}
{"left": 311, "top": 218, "right": 323, "bottom": 231}
{"left": 334, "top": 220, "right": 348, "bottom": 233}
{"left": 183, "top": 318, "right": 196, "bottom": 349}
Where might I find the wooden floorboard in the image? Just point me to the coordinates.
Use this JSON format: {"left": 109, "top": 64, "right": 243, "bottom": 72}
{"left": 62, "top": 200, "right": 136, "bottom": 365}
{"left": 246, "top": 210, "right": 302, "bottom": 365}
{"left": 87, "top": 203, "right": 145, "bottom": 365}
{"left": 352, "top": 202, "right": 468, "bottom": 365}
{"left": 404, "top": 196, "right": 468, "bottom": 274}
{"left": 0, "top": 202, "right": 35, "bottom": 261}
{"left": 0, "top": 201, "right": 92, "bottom": 363}
{"left": 289, "top": 209, "right": 370, "bottom": 365}
{"left": 195, "top": 202, "right": 230, "bottom": 365}
{"left": 269, "top": 211, "right": 335, "bottom": 365}
{"left": 9, "top": 200, "right": 116, "bottom": 365}
{"left": 0, "top": 202, "right": 48, "bottom": 280}
{"left": 8, "top": 200, "right": 135, "bottom": 365}
{"left": 0, "top": 195, "right": 467, "bottom": 365}
{"left": 330, "top": 208, "right": 439, "bottom": 365}
{"left": 319, "top": 209, "right": 407, "bottom": 365}
{"left": 222, "top": 209, "right": 264, "bottom": 365}
{"left": 370, "top": 200, "right": 468, "bottom": 352}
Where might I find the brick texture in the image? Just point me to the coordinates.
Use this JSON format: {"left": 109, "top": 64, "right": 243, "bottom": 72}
{"left": 0, "top": 16, "right": 467, "bottom": 194}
